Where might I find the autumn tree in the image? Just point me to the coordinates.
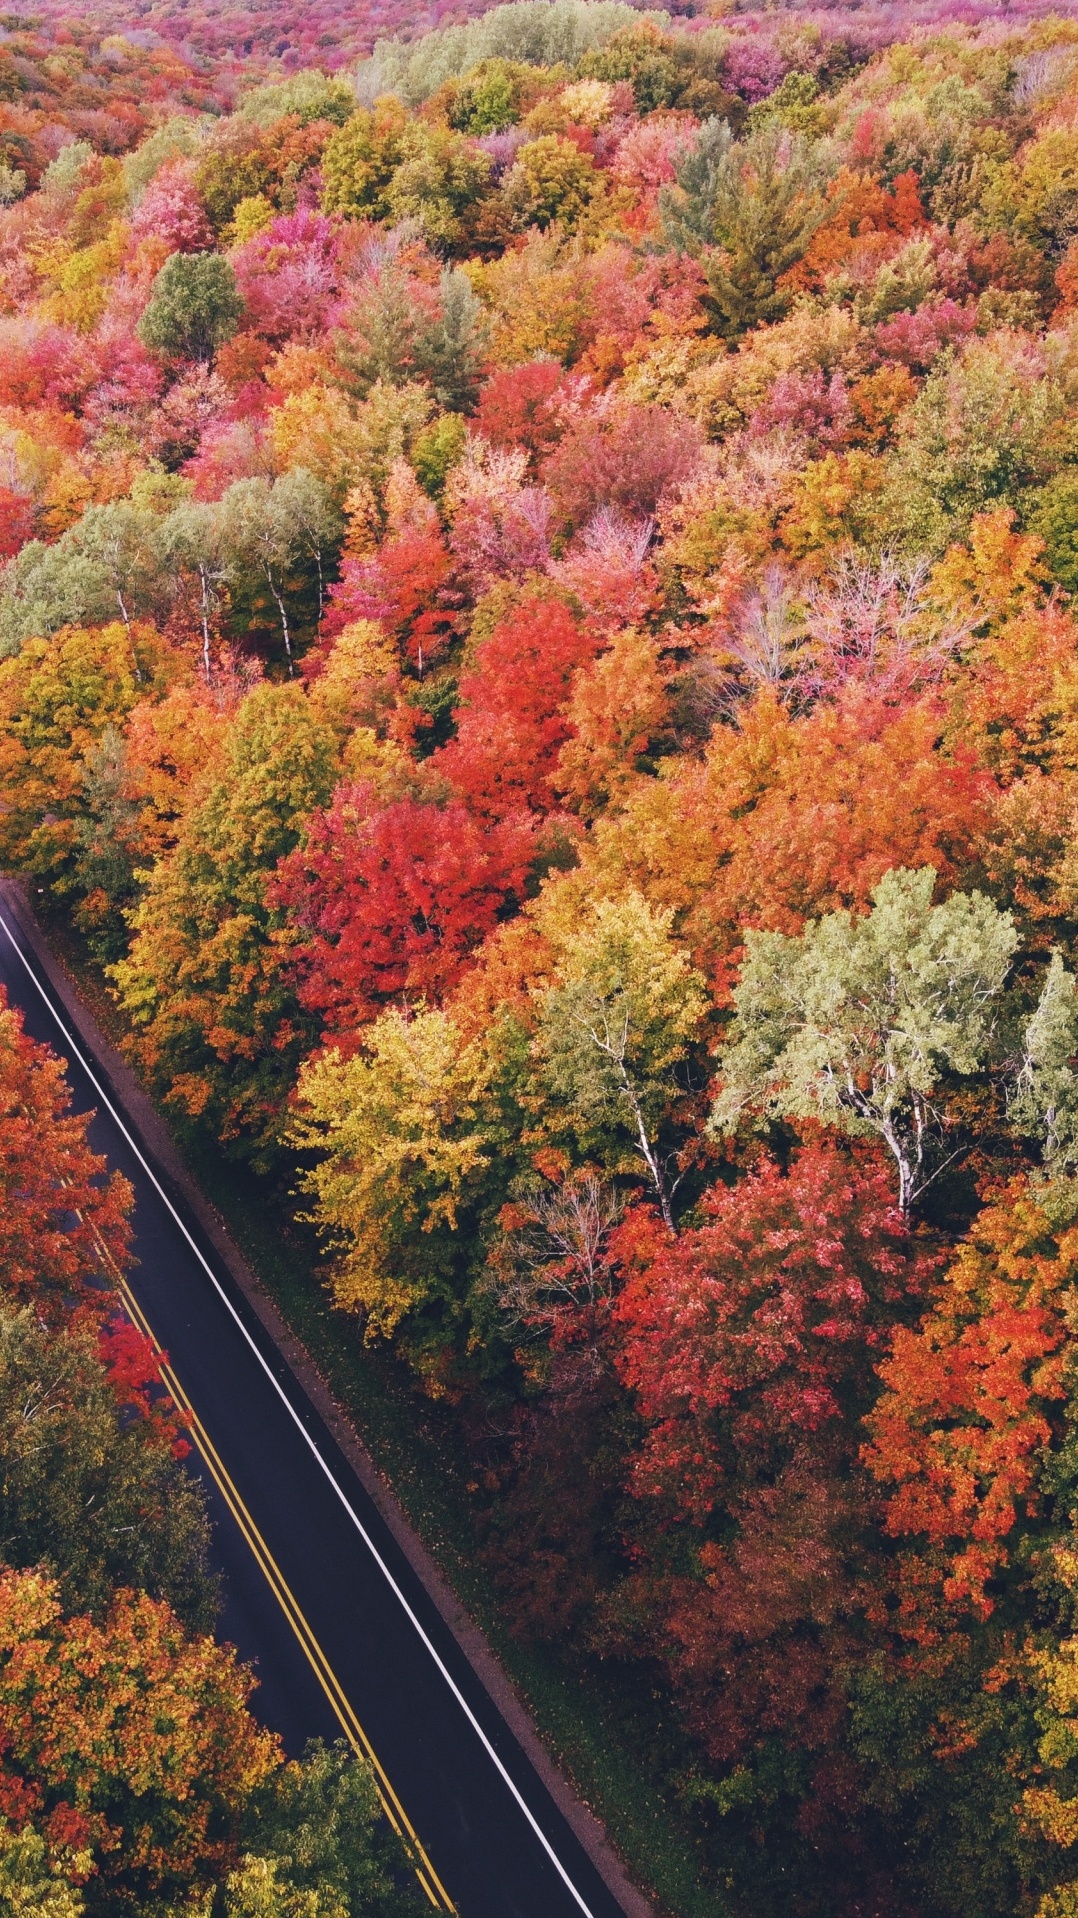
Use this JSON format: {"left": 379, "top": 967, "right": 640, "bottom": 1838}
{"left": 0, "top": 1569, "right": 278, "bottom": 1913}
{"left": 712, "top": 867, "right": 1018, "bottom": 1213}
{"left": 0, "top": 1305, "right": 214, "bottom": 1630}
{"left": 111, "top": 683, "right": 337, "bottom": 1156}
{"left": 537, "top": 891, "right": 708, "bottom": 1225}
{"left": 276, "top": 786, "right": 537, "bottom": 1037}
{"left": 612, "top": 1144, "right": 927, "bottom": 1767}
{"left": 0, "top": 994, "right": 131, "bottom": 1321}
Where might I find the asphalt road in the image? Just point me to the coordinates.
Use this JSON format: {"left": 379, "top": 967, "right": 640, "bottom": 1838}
{"left": 0, "top": 901, "right": 633, "bottom": 1918}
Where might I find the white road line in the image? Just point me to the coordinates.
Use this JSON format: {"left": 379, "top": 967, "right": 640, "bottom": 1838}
{"left": 0, "top": 903, "right": 600, "bottom": 1918}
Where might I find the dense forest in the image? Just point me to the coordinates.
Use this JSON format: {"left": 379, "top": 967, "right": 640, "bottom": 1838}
{"left": 7, "top": 0, "right": 1078, "bottom": 1909}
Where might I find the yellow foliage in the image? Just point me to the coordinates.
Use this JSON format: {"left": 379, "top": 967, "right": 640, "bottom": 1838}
{"left": 37, "top": 221, "right": 129, "bottom": 332}
{"left": 467, "top": 229, "right": 593, "bottom": 365}
{"left": 291, "top": 1008, "right": 497, "bottom": 1337}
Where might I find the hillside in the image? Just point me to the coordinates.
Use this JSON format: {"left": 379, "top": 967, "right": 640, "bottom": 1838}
{"left": 5, "top": 0, "right": 1078, "bottom": 1911}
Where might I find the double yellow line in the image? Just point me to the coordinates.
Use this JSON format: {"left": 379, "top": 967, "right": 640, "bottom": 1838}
{"left": 85, "top": 1194, "right": 455, "bottom": 1912}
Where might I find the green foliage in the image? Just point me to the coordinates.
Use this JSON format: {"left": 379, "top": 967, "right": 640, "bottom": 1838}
{"left": 236, "top": 69, "right": 357, "bottom": 129}
{"left": 1031, "top": 470, "right": 1078, "bottom": 596}
{"left": 1011, "top": 951, "right": 1078, "bottom": 1171}
{"left": 0, "top": 1305, "right": 216, "bottom": 1630}
{"left": 412, "top": 413, "right": 468, "bottom": 495}
{"left": 0, "top": 1823, "right": 85, "bottom": 1917}
{"left": 882, "top": 339, "right": 1063, "bottom": 553}
{"left": 694, "top": 122, "right": 828, "bottom": 338}
{"left": 445, "top": 58, "right": 533, "bottom": 134}
{"left": 319, "top": 103, "right": 406, "bottom": 221}
{"left": 384, "top": 122, "right": 492, "bottom": 249}
{"left": 0, "top": 543, "right": 115, "bottom": 657}
{"left": 138, "top": 251, "right": 244, "bottom": 363}
{"left": 712, "top": 865, "right": 1018, "bottom": 1213}
{"left": 537, "top": 892, "right": 708, "bottom": 1225}
{"left": 577, "top": 21, "right": 679, "bottom": 112}
{"left": 111, "top": 682, "right": 338, "bottom": 1158}
{"left": 225, "top": 1739, "right": 423, "bottom": 1917}
{"left": 503, "top": 132, "right": 600, "bottom": 232}
{"left": 362, "top": 0, "right": 664, "bottom": 106}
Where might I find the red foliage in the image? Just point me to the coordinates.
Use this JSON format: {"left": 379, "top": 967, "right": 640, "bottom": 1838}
{"left": 97, "top": 1318, "right": 191, "bottom": 1458}
{"left": 435, "top": 594, "right": 601, "bottom": 817}
{"left": 614, "top": 1144, "right": 927, "bottom": 1519}
{"left": 543, "top": 401, "right": 704, "bottom": 528}
{"left": 0, "top": 991, "right": 131, "bottom": 1324}
{"left": 326, "top": 530, "right": 456, "bottom": 671}
{"left": 0, "top": 491, "right": 34, "bottom": 561}
{"left": 475, "top": 359, "right": 570, "bottom": 465}
{"left": 274, "top": 785, "right": 537, "bottom": 1036}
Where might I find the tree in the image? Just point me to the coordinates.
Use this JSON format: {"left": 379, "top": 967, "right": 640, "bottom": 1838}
{"left": 138, "top": 252, "right": 244, "bottom": 363}
{"left": 0, "top": 621, "right": 175, "bottom": 890}
{"left": 0, "top": 1306, "right": 214, "bottom": 1629}
{"left": 435, "top": 594, "right": 600, "bottom": 816}
{"left": 662, "top": 120, "right": 826, "bottom": 338}
{"left": 228, "top": 1739, "right": 423, "bottom": 1917}
{"left": 0, "top": 1569, "right": 279, "bottom": 1913}
{"left": 863, "top": 1179, "right": 1076, "bottom": 1622}
{"left": 537, "top": 891, "right": 709, "bottom": 1225}
{"left": 712, "top": 867, "right": 1018, "bottom": 1215}
{"left": 612, "top": 1144, "right": 926, "bottom": 1763}
{"left": 503, "top": 134, "right": 601, "bottom": 232}
{"left": 319, "top": 102, "right": 406, "bottom": 220}
{"left": 110, "top": 684, "right": 338, "bottom": 1157}
{"left": 276, "top": 788, "right": 537, "bottom": 1036}
{"left": 158, "top": 499, "right": 235, "bottom": 680}
{"left": 291, "top": 1007, "right": 498, "bottom": 1352}
{"left": 0, "top": 995, "right": 131, "bottom": 1322}
{"left": 1010, "top": 952, "right": 1078, "bottom": 1173}
{"left": 221, "top": 475, "right": 339, "bottom": 673}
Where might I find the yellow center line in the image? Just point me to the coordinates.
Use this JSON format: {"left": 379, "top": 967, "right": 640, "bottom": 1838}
{"left": 78, "top": 1201, "right": 456, "bottom": 1912}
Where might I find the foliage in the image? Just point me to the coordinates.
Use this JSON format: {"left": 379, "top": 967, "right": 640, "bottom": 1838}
{"left": 138, "top": 253, "right": 245, "bottom": 363}
{"left": 712, "top": 866, "right": 1018, "bottom": 1213}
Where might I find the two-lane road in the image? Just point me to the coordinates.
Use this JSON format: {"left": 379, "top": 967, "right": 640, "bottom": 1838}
{"left": 0, "top": 896, "right": 635, "bottom": 1918}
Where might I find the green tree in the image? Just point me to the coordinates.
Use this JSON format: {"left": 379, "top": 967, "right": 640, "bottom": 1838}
{"left": 138, "top": 252, "right": 245, "bottom": 363}
{"left": 503, "top": 134, "right": 601, "bottom": 232}
{"left": 413, "top": 268, "right": 487, "bottom": 412}
{"left": 221, "top": 475, "right": 339, "bottom": 672}
{"left": 385, "top": 123, "right": 492, "bottom": 250}
{"left": 0, "top": 1823, "right": 85, "bottom": 1917}
{"left": 0, "top": 543, "right": 114, "bottom": 658}
{"left": 1011, "top": 951, "right": 1078, "bottom": 1173}
{"left": 663, "top": 120, "right": 826, "bottom": 337}
{"left": 0, "top": 1305, "right": 216, "bottom": 1630}
{"left": 711, "top": 865, "right": 1018, "bottom": 1214}
{"left": 224, "top": 1740, "right": 423, "bottom": 1917}
{"left": 537, "top": 892, "right": 709, "bottom": 1227}
{"left": 111, "top": 683, "right": 338, "bottom": 1158}
{"left": 1031, "top": 471, "right": 1078, "bottom": 597}
{"left": 158, "top": 498, "right": 235, "bottom": 680}
{"left": 319, "top": 102, "right": 407, "bottom": 221}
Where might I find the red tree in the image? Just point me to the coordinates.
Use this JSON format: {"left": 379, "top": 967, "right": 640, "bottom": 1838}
{"left": 436, "top": 594, "right": 601, "bottom": 817}
{"left": 609, "top": 1145, "right": 932, "bottom": 1770}
{"left": 0, "top": 992, "right": 131, "bottom": 1322}
{"left": 274, "top": 785, "right": 537, "bottom": 1037}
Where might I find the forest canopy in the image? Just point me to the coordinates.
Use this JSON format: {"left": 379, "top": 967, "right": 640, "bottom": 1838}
{"left": 8, "top": 0, "right": 1078, "bottom": 1909}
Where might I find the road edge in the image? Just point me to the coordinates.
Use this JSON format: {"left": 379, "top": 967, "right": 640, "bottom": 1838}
{"left": 0, "top": 877, "right": 653, "bottom": 1918}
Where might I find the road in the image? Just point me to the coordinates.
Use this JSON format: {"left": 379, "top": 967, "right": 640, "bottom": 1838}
{"left": 0, "top": 898, "right": 634, "bottom": 1918}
